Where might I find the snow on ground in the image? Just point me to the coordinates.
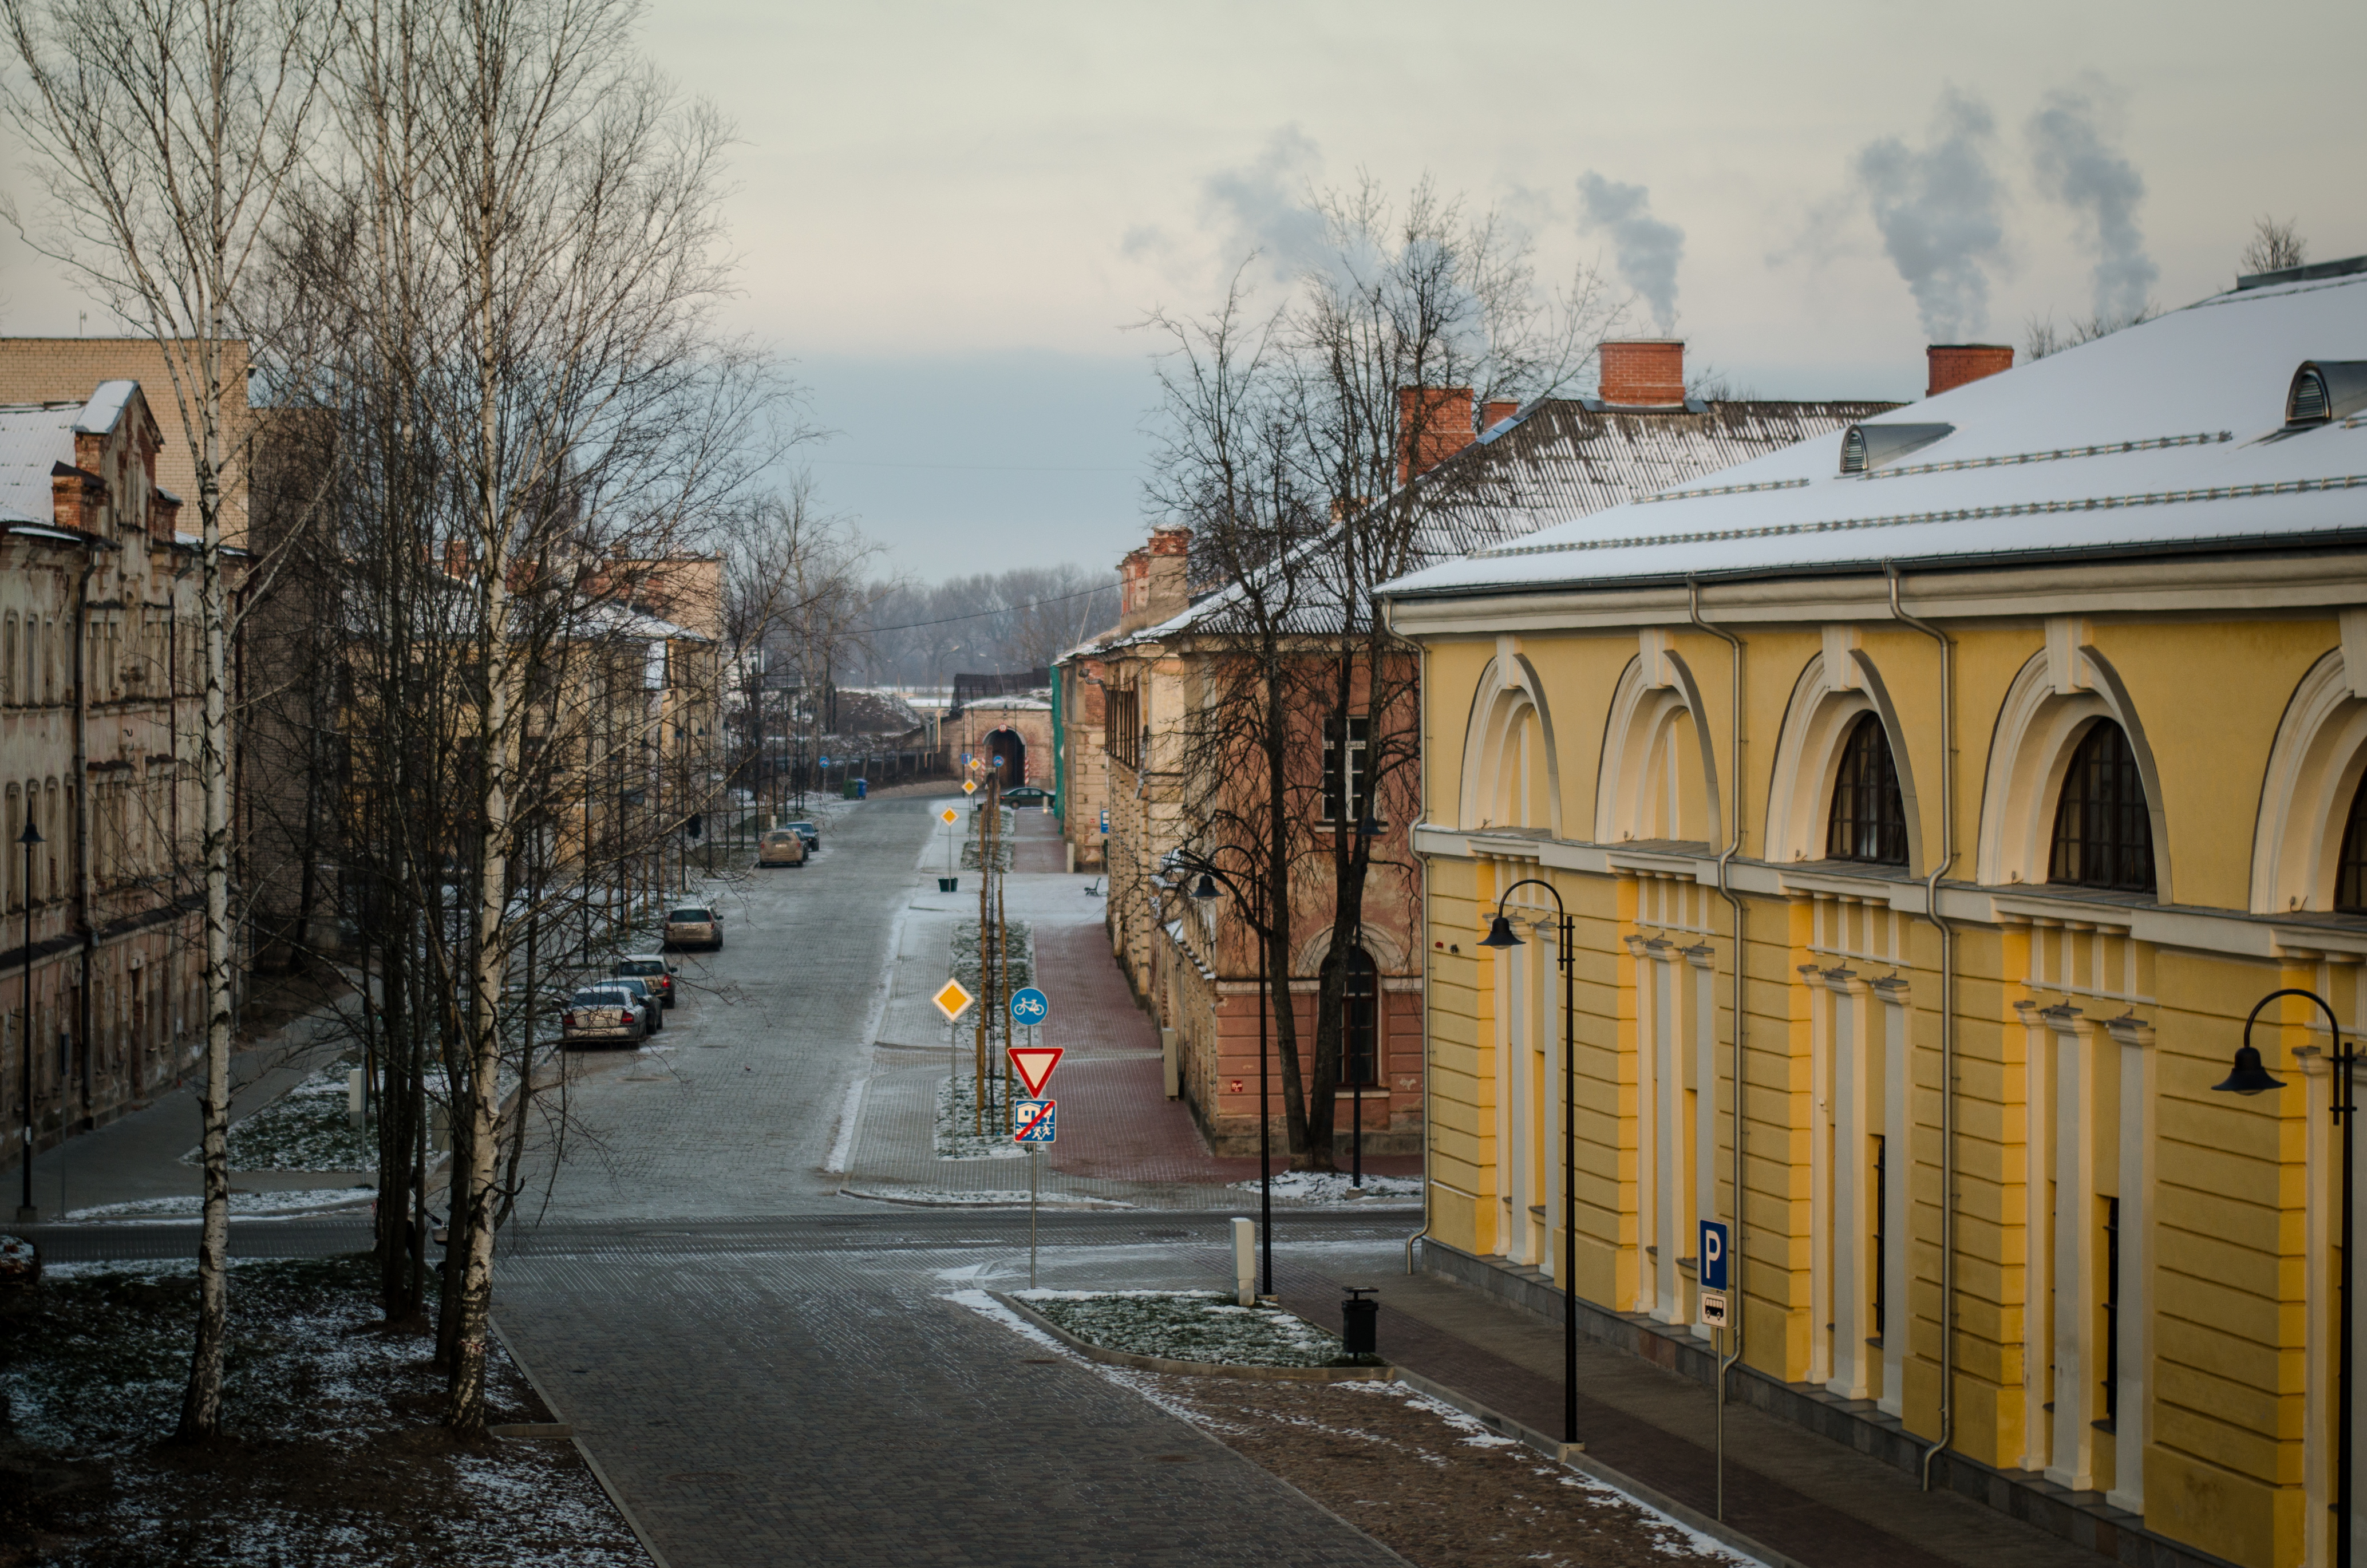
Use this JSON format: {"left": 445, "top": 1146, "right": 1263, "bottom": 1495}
{"left": 1229, "top": 1170, "right": 1422, "bottom": 1204}
{"left": 1015, "top": 1289, "right": 1350, "bottom": 1368}
{"left": 932, "top": 1071, "right": 1033, "bottom": 1160}
{"left": 841, "top": 1186, "right": 1131, "bottom": 1208}
{"left": 64, "top": 1186, "right": 377, "bottom": 1222}
{"left": 185, "top": 1063, "right": 376, "bottom": 1171}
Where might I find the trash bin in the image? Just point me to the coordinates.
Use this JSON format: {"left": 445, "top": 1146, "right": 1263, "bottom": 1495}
{"left": 1341, "top": 1286, "right": 1380, "bottom": 1361}
{"left": 842, "top": 779, "right": 860, "bottom": 800}
{"left": 856, "top": 777, "right": 869, "bottom": 799}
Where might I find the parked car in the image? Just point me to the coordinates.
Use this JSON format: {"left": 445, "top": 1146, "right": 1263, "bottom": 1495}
{"left": 783, "top": 820, "right": 820, "bottom": 851}
{"left": 603, "top": 974, "right": 664, "bottom": 1033}
{"left": 613, "top": 954, "right": 678, "bottom": 1009}
{"left": 1002, "top": 785, "right": 1050, "bottom": 808}
{"left": 663, "top": 905, "right": 722, "bottom": 950}
{"left": 559, "top": 985, "right": 646, "bottom": 1047}
{"left": 756, "top": 828, "right": 807, "bottom": 867}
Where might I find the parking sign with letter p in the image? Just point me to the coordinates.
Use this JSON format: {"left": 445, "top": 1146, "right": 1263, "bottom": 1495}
{"left": 1698, "top": 1218, "right": 1728, "bottom": 1293}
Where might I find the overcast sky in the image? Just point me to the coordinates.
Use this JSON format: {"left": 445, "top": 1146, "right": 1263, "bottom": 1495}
{"left": 6, "top": 0, "right": 2361, "bottom": 582}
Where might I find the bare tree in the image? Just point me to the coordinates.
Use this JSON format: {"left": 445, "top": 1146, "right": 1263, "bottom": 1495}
{"left": 2242, "top": 215, "right": 2307, "bottom": 276}
{"left": 1145, "top": 181, "right": 1609, "bottom": 1166}
{"left": 2, "top": 0, "right": 338, "bottom": 1439}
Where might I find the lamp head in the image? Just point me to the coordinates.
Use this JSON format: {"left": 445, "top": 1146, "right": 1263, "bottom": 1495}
{"left": 1356, "top": 815, "right": 1382, "bottom": 839}
{"left": 17, "top": 821, "right": 39, "bottom": 847}
{"left": 2212, "top": 1041, "right": 2287, "bottom": 1096}
{"left": 1192, "top": 874, "right": 1220, "bottom": 901}
{"left": 1478, "top": 914, "right": 1523, "bottom": 949}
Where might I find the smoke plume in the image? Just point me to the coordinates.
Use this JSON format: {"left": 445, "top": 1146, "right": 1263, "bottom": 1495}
{"left": 1576, "top": 172, "right": 1685, "bottom": 335}
{"left": 1202, "top": 126, "right": 1327, "bottom": 284}
{"left": 2027, "top": 81, "right": 2157, "bottom": 326}
{"left": 1853, "top": 89, "right": 2008, "bottom": 341}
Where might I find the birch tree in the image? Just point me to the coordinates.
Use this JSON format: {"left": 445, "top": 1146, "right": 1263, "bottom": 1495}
{"left": 1, "top": 0, "right": 337, "bottom": 1439}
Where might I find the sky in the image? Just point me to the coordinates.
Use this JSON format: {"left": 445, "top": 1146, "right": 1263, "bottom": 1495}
{"left": 5, "top": 0, "right": 2363, "bottom": 583}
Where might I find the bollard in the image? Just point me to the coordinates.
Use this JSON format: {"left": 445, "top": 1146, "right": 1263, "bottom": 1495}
{"left": 1341, "top": 1286, "right": 1380, "bottom": 1361}
{"left": 1232, "top": 1217, "right": 1256, "bottom": 1306}
{"left": 347, "top": 1068, "right": 365, "bottom": 1128}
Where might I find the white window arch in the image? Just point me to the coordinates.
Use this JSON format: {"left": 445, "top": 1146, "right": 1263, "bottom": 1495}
{"left": 1765, "top": 631, "right": 1926, "bottom": 874}
{"left": 2251, "top": 641, "right": 2367, "bottom": 914}
{"left": 1597, "top": 634, "right": 1721, "bottom": 846}
{"left": 1975, "top": 629, "right": 2172, "bottom": 899}
{"left": 1458, "top": 641, "right": 1562, "bottom": 836}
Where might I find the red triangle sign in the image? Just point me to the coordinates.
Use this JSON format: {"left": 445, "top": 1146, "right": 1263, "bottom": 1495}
{"left": 1006, "top": 1045, "right": 1064, "bottom": 1098}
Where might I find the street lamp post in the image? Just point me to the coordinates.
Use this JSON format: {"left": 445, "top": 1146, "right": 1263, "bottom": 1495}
{"left": 16, "top": 818, "right": 42, "bottom": 1225}
{"left": 1477, "top": 876, "right": 1578, "bottom": 1448}
{"left": 1184, "top": 854, "right": 1274, "bottom": 1298}
{"left": 2213, "top": 986, "right": 2354, "bottom": 1568}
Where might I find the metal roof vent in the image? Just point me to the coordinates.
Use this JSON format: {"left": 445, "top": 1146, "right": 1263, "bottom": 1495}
{"left": 2286, "top": 361, "right": 2367, "bottom": 429}
{"left": 1840, "top": 422, "right": 1954, "bottom": 475}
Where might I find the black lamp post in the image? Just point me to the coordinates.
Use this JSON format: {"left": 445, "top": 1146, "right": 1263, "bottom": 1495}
{"left": 1186, "top": 854, "right": 1273, "bottom": 1298}
{"left": 2213, "top": 986, "right": 2353, "bottom": 1568}
{"left": 16, "top": 817, "right": 41, "bottom": 1225}
{"left": 1477, "top": 875, "right": 1578, "bottom": 1448}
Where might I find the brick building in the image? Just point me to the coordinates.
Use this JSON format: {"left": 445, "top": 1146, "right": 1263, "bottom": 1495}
{"left": 0, "top": 378, "right": 213, "bottom": 1170}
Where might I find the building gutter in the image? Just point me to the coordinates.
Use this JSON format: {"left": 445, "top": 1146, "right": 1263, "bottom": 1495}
{"left": 1686, "top": 579, "right": 1747, "bottom": 1405}
{"left": 1388, "top": 591, "right": 1434, "bottom": 1274}
{"left": 1887, "top": 560, "right": 1958, "bottom": 1491}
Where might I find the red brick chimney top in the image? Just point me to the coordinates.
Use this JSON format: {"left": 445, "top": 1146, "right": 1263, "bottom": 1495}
{"left": 1599, "top": 340, "right": 1686, "bottom": 408}
{"left": 1481, "top": 399, "right": 1520, "bottom": 433}
{"left": 1926, "top": 344, "right": 2014, "bottom": 398}
{"left": 1396, "top": 386, "right": 1475, "bottom": 484}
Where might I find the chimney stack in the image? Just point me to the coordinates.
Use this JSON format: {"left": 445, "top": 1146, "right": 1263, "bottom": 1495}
{"left": 1396, "top": 386, "right": 1476, "bottom": 484}
{"left": 443, "top": 540, "right": 471, "bottom": 579}
{"left": 1117, "top": 525, "right": 1192, "bottom": 634}
{"left": 1926, "top": 344, "right": 2014, "bottom": 398}
{"left": 1481, "top": 399, "right": 1520, "bottom": 434}
{"left": 1598, "top": 340, "right": 1686, "bottom": 408}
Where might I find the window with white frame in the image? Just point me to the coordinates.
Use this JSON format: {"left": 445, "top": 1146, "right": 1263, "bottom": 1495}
{"left": 1321, "top": 714, "right": 1371, "bottom": 826}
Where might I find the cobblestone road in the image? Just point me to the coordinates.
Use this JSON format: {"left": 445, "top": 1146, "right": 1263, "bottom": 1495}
{"left": 491, "top": 797, "right": 1410, "bottom": 1566}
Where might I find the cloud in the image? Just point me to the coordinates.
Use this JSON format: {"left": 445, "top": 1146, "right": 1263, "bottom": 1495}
{"left": 1576, "top": 172, "right": 1684, "bottom": 334}
{"left": 1200, "top": 125, "right": 1326, "bottom": 283}
{"left": 2027, "top": 78, "right": 2157, "bottom": 325}
{"left": 1852, "top": 88, "right": 2009, "bottom": 342}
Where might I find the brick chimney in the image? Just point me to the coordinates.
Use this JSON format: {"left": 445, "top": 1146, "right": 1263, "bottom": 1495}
{"left": 1926, "top": 344, "right": 2014, "bottom": 398}
{"left": 1117, "top": 525, "right": 1191, "bottom": 634}
{"left": 1396, "top": 386, "right": 1475, "bottom": 483}
{"left": 1481, "top": 399, "right": 1520, "bottom": 433}
{"left": 49, "top": 462, "right": 104, "bottom": 533}
{"left": 443, "top": 539, "right": 471, "bottom": 579}
{"left": 1599, "top": 340, "right": 1685, "bottom": 408}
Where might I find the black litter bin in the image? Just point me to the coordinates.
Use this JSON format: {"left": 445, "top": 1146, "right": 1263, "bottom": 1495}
{"left": 1341, "top": 1286, "right": 1380, "bottom": 1361}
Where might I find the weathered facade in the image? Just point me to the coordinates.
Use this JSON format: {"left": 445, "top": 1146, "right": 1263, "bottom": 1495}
{"left": 0, "top": 381, "right": 210, "bottom": 1167}
{"left": 1382, "top": 275, "right": 2367, "bottom": 1568}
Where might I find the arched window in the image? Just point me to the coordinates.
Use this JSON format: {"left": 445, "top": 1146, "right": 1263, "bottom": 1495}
{"left": 2049, "top": 721, "right": 2156, "bottom": 893}
{"left": 1341, "top": 948, "right": 1379, "bottom": 1087}
{"left": 2336, "top": 775, "right": 2367, "bottom": 914}
{"left": 1825, "top": 713, "right": 1908, "bottom": 864}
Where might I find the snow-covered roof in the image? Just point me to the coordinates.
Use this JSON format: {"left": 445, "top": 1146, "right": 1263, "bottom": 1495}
{"left": 1082, "top": 393, "right": 1890, "bottom": 654}
{"left": 74, "top": 380, "right": 139, "bottom": 436}
{"left": 1379, "top": 270, "right": 2367, "bottom": 601}
{"left": 0, "top": 402, "right": 80, "bottom": 526}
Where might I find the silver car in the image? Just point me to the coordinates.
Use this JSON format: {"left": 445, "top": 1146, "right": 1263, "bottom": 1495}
{"left": 560, "top": 985, "right": 647, "bottom": 1047}
{"left": 603, "top": 974, "right": 664, "bottom": 1033}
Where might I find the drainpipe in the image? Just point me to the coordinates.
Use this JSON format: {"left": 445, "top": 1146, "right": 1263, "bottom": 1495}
{"left": 1397, "top": 597, "right": 1434, "bottom": 1273}
{"left": 1887, "top": 560, "right": 1958, "bottom": 1492}
{"left": 1686, "top": 579, "right": 1747, "bottom": 1398}
{"left": 74, "top": 544, "right": 102, "bottom": 1128}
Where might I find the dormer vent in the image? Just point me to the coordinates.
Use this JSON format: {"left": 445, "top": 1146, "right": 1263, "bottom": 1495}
{"left": 2286, "top": 361, "right": 2367, "bottom": 429}
{"left": 1840, "top": 422, "right": 1955, "bottom": 475}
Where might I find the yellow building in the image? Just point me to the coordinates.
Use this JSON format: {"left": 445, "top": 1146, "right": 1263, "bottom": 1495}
{"left": 1378, "top": 262, "right": 2367, "bottom": 1568}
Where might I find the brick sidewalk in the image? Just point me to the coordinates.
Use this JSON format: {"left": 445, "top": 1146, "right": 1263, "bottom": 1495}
{"left": 1265, "top": 1245, "right": 2102, "bottom": 1568}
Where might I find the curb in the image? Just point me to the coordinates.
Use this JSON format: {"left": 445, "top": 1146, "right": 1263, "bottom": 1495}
{"left": 991, "top": 1291, "right": 1392, "bottom": 1383}
{"left": 837, "top": 1186, "right": 1132, "bottom": 1211}
{"left": 489, "top": 1317, "right": 672, "bottom": 1568}
{"left": 1388, "top": 1368, "right": 1800, "bottom": 1568}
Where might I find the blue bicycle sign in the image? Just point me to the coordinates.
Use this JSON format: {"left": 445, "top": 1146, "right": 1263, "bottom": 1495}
{"left": 1009, "top": 986, "right": 1051, "bottom": 1026}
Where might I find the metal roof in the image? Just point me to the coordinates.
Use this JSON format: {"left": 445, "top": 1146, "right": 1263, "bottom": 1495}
{"left": 1379, "top": 270, "right": 2367, "bottom": 601}
{"left": 0, "top": 403, "right": 78, "bottom": 526}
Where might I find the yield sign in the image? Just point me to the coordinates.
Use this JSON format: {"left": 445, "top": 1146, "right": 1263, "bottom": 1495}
{"left": 1006, "top": 1045, "right": 1064, "bottom": 1097}
{"left": 933, "top": 978, "right": 975, "bottom": 1022}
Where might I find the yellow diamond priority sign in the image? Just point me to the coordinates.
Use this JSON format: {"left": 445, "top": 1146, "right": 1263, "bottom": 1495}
{"left": 938, "top": 807, "right": 959, "bottom": 826}
{"left": 933, "top": 978, "right": 975, "bottom": 1022}
{"left": 962, "top": 780, "right": 978, "bottom": 795}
